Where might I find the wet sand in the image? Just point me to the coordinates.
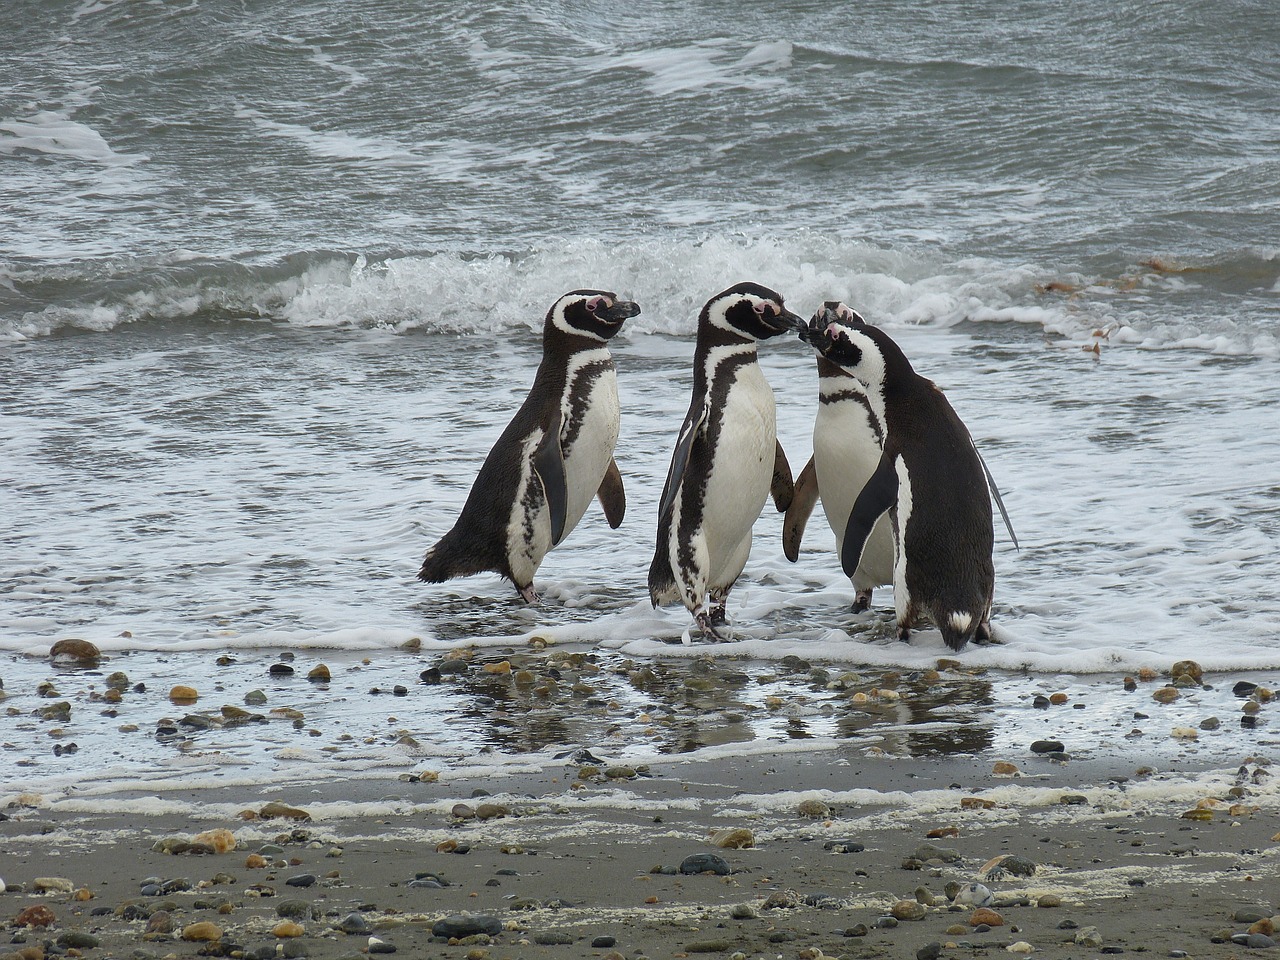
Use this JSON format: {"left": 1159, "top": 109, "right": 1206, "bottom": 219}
{"left": 3, "top": 747, "right": 1279, "bottom": 959}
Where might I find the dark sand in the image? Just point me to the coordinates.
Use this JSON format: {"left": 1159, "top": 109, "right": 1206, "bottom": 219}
{"left": 4, "top": 748, "right": 1278, "bottom": 960}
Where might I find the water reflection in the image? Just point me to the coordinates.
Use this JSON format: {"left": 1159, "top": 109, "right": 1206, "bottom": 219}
{"left": 431, "top": 649, "right": 996, "bottom": 758}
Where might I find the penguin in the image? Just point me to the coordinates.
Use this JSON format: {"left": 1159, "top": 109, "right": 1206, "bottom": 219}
{"left": 783, "top": 302, "right": 895, "bottom": 612}
{"left": 418, "top": 289, "right": 640, "bottom": 602}
{"left": 796, "top": 302, "right": 1000, "bottom": 651}
{"left": 648, "top": 281, "right": 803, "bottom": 640}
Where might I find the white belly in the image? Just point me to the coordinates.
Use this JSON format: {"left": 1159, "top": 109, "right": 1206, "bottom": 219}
{"left": 813, "top": 392, "right": 894, "bottom": 590}
{"left": 561, "top": 366, "right": 620, "bottom": 536}
{"left": 506, "top": 360, "right": 619, "bottom": 586}
{"left": 700, "top": 364, "right": 775, "bottom": 589}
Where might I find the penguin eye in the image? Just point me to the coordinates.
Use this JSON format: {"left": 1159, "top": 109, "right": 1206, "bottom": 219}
{"left": 585, "top": 296, "right": 607, "bottom": 313}
{"left": 752, "top": 301, "right": 766, "bottom": 315}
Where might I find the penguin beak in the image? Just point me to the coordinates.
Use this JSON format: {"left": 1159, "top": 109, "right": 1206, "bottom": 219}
{"left": 762, "top": 307, "right": 804, "bottom": 335}
{"left": 602, "top": 300, "right": 641, "bottom": 324}
{"left": 797, "top": 311, "right": 830, "bottom": 350}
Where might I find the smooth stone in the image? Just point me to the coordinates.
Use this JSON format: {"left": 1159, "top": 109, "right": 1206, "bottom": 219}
{"left": 680, "top": 853, "right": 731, "bottom": 875}
{"left": 917, "top": 944, "right": 942, "bottom": 960}
{"left": 337, "top": 913, "right": 371, "bottom": 935}
{"left": 1030, "top": 739, "right": 1064, "bottom": 753}
{"left": 1075, "top": 926, "right": 1104, "bottom": 947}
{"left": 534, "top": 932, "right": 575, "bottom": 945}
{"left": 891, "top": 900, "right": 927, "bottom": 921}
{"left": 431, "top": 915, "right": 502, "bottom": 938}
{"left": 955, "top": 883, "right": 993, "bottom": 906}
{"left": 822, "top": 839, "right": 865, "bottom": 853}
{"left": 276, "top": 900, "right": 314, "bottom": 920}
{"left": 57, "top": 932, "right": 101, "bottom": 949}
{"left": 285, "top": 874, "right": 317, "bottom": 887}
{"left": 592, "top": 936, "right": 617, "bottom": 948}
{"left": 912, "top": 843, "right": 961, "bottom": 863}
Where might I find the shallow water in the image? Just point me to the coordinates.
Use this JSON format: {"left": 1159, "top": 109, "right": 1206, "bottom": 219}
{"left": 4, "top": 1, "right": 1280, "bottom": 797}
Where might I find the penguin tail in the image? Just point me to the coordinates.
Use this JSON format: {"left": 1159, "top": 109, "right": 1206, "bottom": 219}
{"left": 939, "top": 609, "right": 979, "bottom": 653}
{"left": 417, "top": 530, "right": 490, "bottom": 584}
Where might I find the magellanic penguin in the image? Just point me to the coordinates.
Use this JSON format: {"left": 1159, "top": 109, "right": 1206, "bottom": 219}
{"left": 418, "top": 290, "right": 640, "bottom": 602}
{"left": 797, "top": 303, "right": 1004, "bottom": 651}
{"left": 648, "top": 281, "right": 803, "bottom": 640}
{"left": 783, "top": 302, "right": 895, "bottom": 612}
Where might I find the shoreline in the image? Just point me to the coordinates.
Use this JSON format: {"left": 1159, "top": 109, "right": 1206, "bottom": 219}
{"left": 4, "top": 748, "right": 1280, "bottom": 959}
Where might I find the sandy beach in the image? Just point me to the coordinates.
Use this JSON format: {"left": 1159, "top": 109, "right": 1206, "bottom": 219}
{"left": 4, "top": 717, "right": 1279, "bottom": 960}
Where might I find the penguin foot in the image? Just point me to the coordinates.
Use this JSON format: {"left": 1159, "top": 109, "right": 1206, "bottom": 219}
{"left": 851, "top": 590, "right": 873, "bottom": 613}
{"left": 518, "top": 584, "right": 541, "bottom": 605}
{"left": 897, "top": 625, "right": 912, "bottom": 643}
{"left": 974, "top": 621, "right": 1002, "bottom": 645}
{"left": 694, "top": 612, "right": 725, "bottom": 642}
{"left": 707, "top": 603, "right": 728, "bottom": 626}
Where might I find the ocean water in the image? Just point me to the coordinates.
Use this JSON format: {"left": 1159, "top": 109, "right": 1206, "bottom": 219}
{"left": 3, "top": 1, "right": 1279, "bottom": 796}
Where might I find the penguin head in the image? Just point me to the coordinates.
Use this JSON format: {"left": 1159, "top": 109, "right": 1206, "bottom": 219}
{"left": 547, "top": 290, "right": 641, "bottom": 341}
{"left": 800, "top": 301, "right": 888, "bottom": 391}
{"left": 702, "top": 281, "right": 804, "bottom": 341}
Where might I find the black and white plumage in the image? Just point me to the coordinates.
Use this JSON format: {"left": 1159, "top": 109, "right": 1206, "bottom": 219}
{"left": 784, "top": 301, "right": 894, "bottom": 612}
{"left": 797, "top": 302, "right": 998, "bottom": 651}
{"left": 418, "top": 290, "right": 640, "bottom": 602}
{"left": 648, "top": 281, "right": 803, "bottom": 640}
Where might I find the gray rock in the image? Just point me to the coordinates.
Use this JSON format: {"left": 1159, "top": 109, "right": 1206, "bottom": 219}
{"left": 337, "top": 913, "right": 371, "bottom": 935}
{"left": 277, "top": 900, "right": 315, "bottom": 920}
{"left": 431, "top": 914, "right": 502, "bottom": 939}
{"left": 911, "top": 843, "right": 961, "bottom": 863}
{"left": 679, "top": 853, "right": 731, "bottom": 875}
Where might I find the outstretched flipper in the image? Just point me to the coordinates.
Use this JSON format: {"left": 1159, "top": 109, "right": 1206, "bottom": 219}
{"left": 973, "top": 443, "right": 1019, "bottom": 551}
{"left": 841, "top": 453, "right": 898, "bottom": 579}
{"left": 782, "top": 456, "right": 820, "bottom": 563}
{"left": 597, "top": 457, "right": 626, "bottom": 528}
{"left": 532, "top": 408, "right": 568, "bottom": 546}
{"left": 770, "top": 439, "right": 795, "bottom": 512}
{"left": 656, "top": 403, "right": 708, "bottom": 526}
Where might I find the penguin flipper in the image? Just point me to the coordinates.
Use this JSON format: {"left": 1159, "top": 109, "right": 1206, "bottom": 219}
{"left": 841, "top": 453, "right": 898, "bottom": 579}
{"left": 597, "top": 457, "right": 626, "bottom": 528}
{"left": 782, "top": 456, "right": 819, "bottom": 562}
{"left": 657, "top": 403, "right": 707, "bottom": 526}
{"left": 532, "top": 409, "right": 568, "bottom": 546}
{"left": 770, "top": 439, "right": 795, "bottom": 512}
{"left": 973, "top": 442, "right": 1019, "bottom": 551}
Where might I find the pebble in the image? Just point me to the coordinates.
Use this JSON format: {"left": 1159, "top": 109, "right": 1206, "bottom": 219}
{"left": 285, "top": 873, "right": 317, "bottom": 887}
{"left": 337, "top": 912, "right": 372, "bottom": 935}
{"left": 993, "top": 761, "right": 1020, "bottom": 775}
{"left": 592, "top": 935, "right": 617, "bottom": 948}
{"left": 709, "top": 827, "right": 754, "bottom": 849}
{"left": 891, "top": 900, "right": 928, "bottom": 921}
{"left": 50, "top": 638, "right": 101, "bottom": 663}
{"left": 1037, "top": 894, "right": 1062, "bottom": 908}
{"left": 679, "top": 853, "right": 732, "bottom": 875}
{"left": 192, "top": 828, "right": 237, "bottom": 853}
{"left": 1232, "top": 933, "right": 1277, "bottom": 949}
{"left": 33, "top": 876, "right": 75, "bottom": 894}
{"left": 431, "top": 914, "right": 502, "bottom": 938}
{"left": 917, "top": 943, "right": 942, "bottom": 960}
{"left": 276, "top": 900, "right": 314, "bottom": 920}
{"left": 169, "top": 684, "right": 199, "bottom": 704}
{"left": 368, "top": 935, "right": 398, "bottom": 953}
{"left": 1074, "top": 926, "right": 1103, "bottom": 948}
{"left": 307, "top": 664, "right": 330, "bottom": 682}
{"left": 534, "top": 932, "right": 575, "bottom": 945}
{"left": 912, "top": 843, "right": 961, "bottom": 863}
{"left": 57, "top": 931, "right": 101, "bottom": 949}
{"left": 181, "top": 921, "right": 223, "bottom": 942}
{"left": 796, "top": 799, "right": 831, "bottom": 818}
{"left": 273, "top": 920, "right": 305, "bottom": 938}
{"left": 15, "top": 905, "right": 56, "bottom": 928}
{"left": 954, "top": 883, "right": 993, "bottom": 906}
{"left": 822, "top": 839, "right": 865, "bottom": 853}
{"left": 970, "top": 908, "right": 1004, "bottom": 927}
{"left": 1030, "top": 739, "right": 1064, "bottom": 753}
{"left": 1006, "top": 942, "right": 1035, "bottom": 954}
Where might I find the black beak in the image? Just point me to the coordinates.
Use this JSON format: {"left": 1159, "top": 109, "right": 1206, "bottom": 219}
{"left": 604, "top": 300, "right": 641, "bottom": 323}
{"left": 764, "top": 307, "right": 805, "bottom": 335}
